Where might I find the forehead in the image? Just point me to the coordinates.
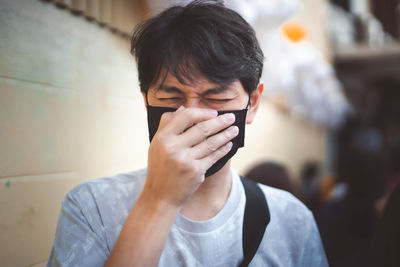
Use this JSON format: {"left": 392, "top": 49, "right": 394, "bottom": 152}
{"left": 151, "top": 71, "right": 245, "bottom": 94}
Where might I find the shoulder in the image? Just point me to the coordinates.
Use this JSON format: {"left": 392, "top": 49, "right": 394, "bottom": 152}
{"left": 258, "top": 183, "right": 312, "bottom": 219}
{"left": 49, "top": 170, "right": 147, "bottom": 266}
{"left": 65, "top": 168, "right": 147, "bottom": 210}
{"left": 69, "top": 168, "right": 147, "bottom": 196}
{"left": 257, "top": 183, "right": 317, "bottom": 240}
{"left": 254, "top": 184, "right": 328, "bottom": 266}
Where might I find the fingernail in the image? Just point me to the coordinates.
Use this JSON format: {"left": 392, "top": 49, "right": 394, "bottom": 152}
{"left": 222, "top": 113, "right": 235, "bottom": 123}
{"left": 209, "top": 109, "right": 218, "bottom": 116}
{"left": 226, "top": 142, "right": 233, "bottom": 149}
{"left": 228, "top": 126, "right": 239, "bottom": 135}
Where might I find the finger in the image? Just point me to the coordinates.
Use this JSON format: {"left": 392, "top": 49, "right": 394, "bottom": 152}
{"left": 197, "top": 141, "right": 233, "bottom": 172}
{"left": 191, "top": 126, "right": 239, "bottom": 159}
{"left": 163, "top": 107, "right": 218, "bottom": 134}
{"left": 182, "top": 113, "right": 236, "bottom": 147}
{"left": 157, "top": 105, "right": 185, "bottom": 132}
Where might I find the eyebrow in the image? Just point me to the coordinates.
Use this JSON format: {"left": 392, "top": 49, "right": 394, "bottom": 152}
{"left": 156, "top": 84, "right": 231, "bottom": 95}
{"left": 156, "top": 85, "right": 184, "bottom": 94}
{"left": 201, "top": 85, "right": 231, "bottom": 96}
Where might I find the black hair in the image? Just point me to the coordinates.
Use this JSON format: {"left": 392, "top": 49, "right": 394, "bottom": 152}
{"left": 301, "top": 161, "right": 321, "bottom": 181}
{"left": 244, "top": 161, "right": 297, "bottom": 196}
{"left": 130, "top": 0, "right": 264, "bottom": 95}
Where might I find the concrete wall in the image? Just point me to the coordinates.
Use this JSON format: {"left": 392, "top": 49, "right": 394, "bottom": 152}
{"left": 0, "top": 0, "right": 326, "bottom": 266}
{"left": 0, "top": 0, "right": 146, "bottom": 266}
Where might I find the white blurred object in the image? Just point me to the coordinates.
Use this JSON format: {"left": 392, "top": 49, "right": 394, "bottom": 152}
{"left": 330, "top": 182, "right": 349, "bottom": 201}
{"left": 146, "top": 0, "right": 351, "bottom": 128}
{"left": 285, "top": 39, "right": 350, "bottom": 128}
{"left": 328, "top": 4, "right": 356, "bottom": 48}
{"left": 349, "top": 0, "right": 370, "bottom": 14}
{"left": 226, "top": 0, "right": 301, "bottom": 27}
{"left": 359, "top": 13, "right": 392, "bottom": 45}
{"left": 328, "top": 2, "right": 393, "bottom": 48}
{"left": 146, "top": 0, "right": 188, "bottom": 14}
{"left": 229, "top": 0, "right": 350, "bottom": 128}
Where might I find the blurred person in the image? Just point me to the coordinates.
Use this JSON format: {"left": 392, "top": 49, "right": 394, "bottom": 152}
{"left": 319, "top": 174, "right": 337, "bottom": 202}
{"left": 372, "top": 181, "right": 400, "bottom": 267}
{"left": 388, "top": 142, "right": 400, "bottom": 188}
{"left": 47, "top": 1, "right": 328, "bottom": 266}
{"left": 373, "top": 142, "right": 400, "bottom": 217}
{"left": 244, "top": 161, "right": 300, "bottom": 197}
{"left": 317, "top": 127, "right": 388, "bottom": 267}
{"left": 300, "top": 161, "right": 322, "bottom": 213}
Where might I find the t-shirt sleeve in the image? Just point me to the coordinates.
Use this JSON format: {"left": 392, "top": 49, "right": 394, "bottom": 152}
{"left": 299, "top": 213, "right": 329, "bottom": 267}
{"left": 47, "top": 189, "right": 110, "bottom": 267}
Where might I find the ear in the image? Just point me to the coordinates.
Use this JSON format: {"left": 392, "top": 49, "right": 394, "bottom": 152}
{"left": 246, "top": 83, "right": 264, "bottom": 124}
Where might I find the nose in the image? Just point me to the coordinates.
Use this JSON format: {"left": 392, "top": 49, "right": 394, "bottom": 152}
{"left": 183, "top": 97, "right": 204, "bottom": 109}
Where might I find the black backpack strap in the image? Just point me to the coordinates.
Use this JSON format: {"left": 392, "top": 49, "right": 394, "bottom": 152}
{"left": 239, "top": 176, "right": 270, "bottom": 267}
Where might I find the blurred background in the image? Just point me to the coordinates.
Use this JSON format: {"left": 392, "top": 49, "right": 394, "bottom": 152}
{"left": 0, "top": 0, "right": 399, "bottom": 266}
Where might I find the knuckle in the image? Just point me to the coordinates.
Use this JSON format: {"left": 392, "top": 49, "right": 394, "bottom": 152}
{"left": 224, "top": 129, "right": 233, "bottom": 139}
{"left": 183, "top": 109, "right": 194, "bottom": 120}
{"left": 160, "top": 113, "right": 170, "bottom": 124}
{"left": 155, "top": 135, "right": 177, "bottom": 154}
{"left": 206, "top": 138, "right": 217, "bottom": 152}
{"left": 224, "top": 126, "right": 238, "bottom": 140}
{"left": 198, "top": 122, "right": 212, "bottom": 137}
{"left": 179, "top": 159, "right": 191, "bottom": 171}
{"left": 180, "top": 160, "right": 198, "bottom": 175}
{"left": 164, "top": 142, "right": 178, "bottom": 154}
{"left": 154, "top": 131, "right": 167, "bottom": 145}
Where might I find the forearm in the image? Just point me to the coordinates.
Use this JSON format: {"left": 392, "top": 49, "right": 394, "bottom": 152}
{"left": 103, "top": 107, "right": 237, "bottom": 266}
{"left": 104, "top": 190, "right": 180, "bottom": 267}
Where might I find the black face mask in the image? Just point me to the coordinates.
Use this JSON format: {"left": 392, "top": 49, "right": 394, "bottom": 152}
{"left": 146, "top": 98, "right": 249, "bottom": 177}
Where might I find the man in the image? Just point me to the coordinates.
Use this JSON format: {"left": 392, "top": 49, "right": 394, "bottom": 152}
{"left": 48, "top": 1, "right": 328, "bottom": 266}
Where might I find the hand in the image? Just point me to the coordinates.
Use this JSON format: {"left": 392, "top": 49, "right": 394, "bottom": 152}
{"left": 143, "top": 106, "right": 239, "bottom": 207}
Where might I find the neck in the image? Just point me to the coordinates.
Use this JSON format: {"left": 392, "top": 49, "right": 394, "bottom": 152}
{"left": 180, "top": 162, "right": 233, "bottom": 221}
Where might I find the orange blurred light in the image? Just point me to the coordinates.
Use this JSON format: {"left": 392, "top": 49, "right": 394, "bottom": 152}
{"left": 281, "top": 21, "right": 308, "bottom": 42}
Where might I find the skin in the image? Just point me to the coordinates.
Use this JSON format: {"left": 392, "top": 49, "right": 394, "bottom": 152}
{"left": 104, "top": 72, "right": 264, "bottom": 267}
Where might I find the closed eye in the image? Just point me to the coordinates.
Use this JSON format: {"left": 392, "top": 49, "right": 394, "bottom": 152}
{"left": 158, "top": 97, "right": 183, "bottom": 101}
{"left": 205, "top": 98, "right": 233, "bottom": 102}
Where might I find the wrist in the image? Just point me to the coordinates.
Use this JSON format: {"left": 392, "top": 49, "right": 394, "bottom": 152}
{"left": 138, "top": 187, "right": 181, "bottom": 216}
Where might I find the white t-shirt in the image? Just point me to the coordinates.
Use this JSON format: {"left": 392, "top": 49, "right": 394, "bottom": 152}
{"left": 47, "top": 168, "right": 328, "bottom": 267}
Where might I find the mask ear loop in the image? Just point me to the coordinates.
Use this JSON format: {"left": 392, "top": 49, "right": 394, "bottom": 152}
{"left": 246, "top": 94, "right": 251, "bottom": 109}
